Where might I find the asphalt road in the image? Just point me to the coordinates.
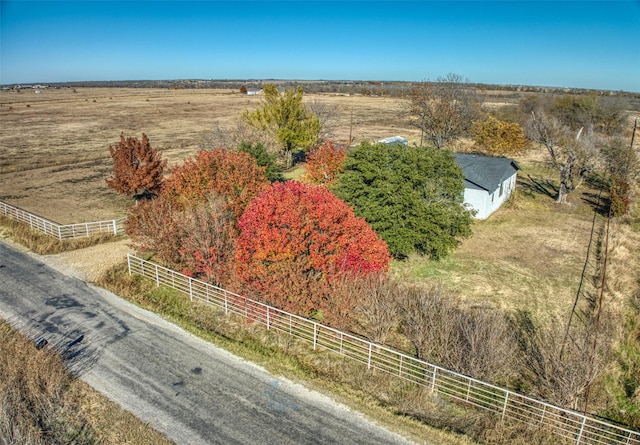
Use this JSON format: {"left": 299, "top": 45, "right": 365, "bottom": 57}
{"left": 0, "top": 240, "right": 416, "bottom": 445}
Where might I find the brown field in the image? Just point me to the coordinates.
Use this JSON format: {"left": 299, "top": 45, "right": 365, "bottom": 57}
{"left": 0, "top": 87, "right": 417, "bottom": 222}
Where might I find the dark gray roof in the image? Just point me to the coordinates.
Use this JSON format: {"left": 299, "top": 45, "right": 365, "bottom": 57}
{"left": 454, "top": 153, "right": 520, "bottom": 192}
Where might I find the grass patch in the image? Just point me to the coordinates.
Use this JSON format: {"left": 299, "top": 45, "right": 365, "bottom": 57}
{"left": 0, "top": 214, "right": 124, "bottom": 254}
{"left": 0, "top": 319, "right": 173, "bottom": 445}
{"left": 282, "top": 163, "right": 306, "bottom": 180}
{"left": 393, "top": 159, "right": 603, "bottom": 318}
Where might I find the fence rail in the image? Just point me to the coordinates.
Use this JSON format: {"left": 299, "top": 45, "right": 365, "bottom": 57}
{"left": 127, "top": 254, "right": 639, "bottom": 444}
{"left": 0, "top": 200, "right": 125, "bottom": 239}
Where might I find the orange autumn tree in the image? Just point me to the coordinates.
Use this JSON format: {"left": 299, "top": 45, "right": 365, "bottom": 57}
{"left": 471, "top": 116, "right": 528, "bottom": 156}
{"left": 106, "top": 133, "right": 166, "bottom": 199}
{"left": 162, "top": 148, "right": 269, "bottom": 219}
{"left": 128, "top": 149, "right": 268, "bottom": 284}
{"left": 233, "top": 181, "right": 391, "bottom": 323}
{"left": 302, "top": 140, "right": 347, "bottom": 186}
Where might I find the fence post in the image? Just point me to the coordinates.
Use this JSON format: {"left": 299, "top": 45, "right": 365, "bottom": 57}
{"left": 313, "top": 323, "right": 318, "bottom": 350}
{"left": 127, "top": 254, "right": 131, "bottom": 276}
{"left": 224, "top": 290, "right": 228, "bottom": 314}
{"left": 155, "top": 264, "right": 159, "bottom": 286}
{"left": 431, "top": 367, "right": 437, "bottom": 392}
{"left": 57, "top": 225, "right": 62, "bottom": 240}
{"left": 85, "top": 223, "right": 89, "bottom": 236}
{"left": 189, "top": 277, "right": 193, "bottom": 302}
{"left": 575, "top": 416, "right": 587, "bottom": 445}
{"left": 501, "top": 390, "right": 509, "bottom": 420}
{"left": 367, "top": 343, "right": 372, "bottom": 369}
{"left": 266, "top": 306, "right": 270, "bottom": 330}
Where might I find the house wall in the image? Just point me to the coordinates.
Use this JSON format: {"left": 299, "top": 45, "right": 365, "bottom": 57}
{"left": 464, "top": 172, "right": 518, "bottom": 220}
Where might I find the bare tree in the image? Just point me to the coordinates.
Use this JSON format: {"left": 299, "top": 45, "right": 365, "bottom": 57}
{"left": 457, "top": 307, "right": 517, "bottom": 382}
{"left": 525, "top": 110, "right": 598, "bottom": 204}
{"left": 397, "top": 281, "right": 517, "bottom": 382}
{"left": 202, "top": 120, "right": 274, "bottom": 153}
{"left": 306, "top": 98, "right": 339, "bottom": 143}
{"left": 350, "top": 274, "right": 401, "bottom": 345}
{"left": 405, "top": 73, "right": 482, "bottom": 149}
{"left": 397, "top": 282, "right": 462, "bottom": 364}
{"left": 511, "top": 312, "right": 612, "bottom": 411}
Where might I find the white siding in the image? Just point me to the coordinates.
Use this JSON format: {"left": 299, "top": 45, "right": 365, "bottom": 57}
{"left": 463, "top": 172, "right": 517, "bottom": 220}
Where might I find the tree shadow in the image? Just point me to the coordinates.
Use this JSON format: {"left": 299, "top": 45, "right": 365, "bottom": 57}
{"left": 519, "top": 174, "right": 557, "bottom": 199}
{"left": 581, "top": 174, "right": 611, "bottom": 216}
{"left": 581, "top": 192, "right": 609, "bottom": 216}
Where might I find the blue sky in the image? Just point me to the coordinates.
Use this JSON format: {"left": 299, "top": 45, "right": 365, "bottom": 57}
{"left": 1, "top": 1, "right": 639, "bottom": 91}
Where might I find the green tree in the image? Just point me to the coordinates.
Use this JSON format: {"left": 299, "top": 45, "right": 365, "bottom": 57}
{"left": 333, "top": 142, "right": 473, "bottom": 259}
{"left": 241, "top": 84, "right": 321, "bottom": 168}
{"left": 237, "top": 142, "right": 283, "bottom": 182}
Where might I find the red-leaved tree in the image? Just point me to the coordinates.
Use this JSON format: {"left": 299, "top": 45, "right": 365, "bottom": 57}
{"left": 162, "top": 148, "right": 269, "bottom": 219}
{"left": 126, "top": 194, "right": 183, "bottom": 266}
{"left": 302, "top": 140, "right": 347, "bottom": 186}
{"left": 233, "top": 181, "right": 391, "bottom": 321}
{"left": 127, "top": 194, "right": 237, "bottom": 285}
{"left": 178, "top": 196, "right": 237, "bottom": 285}
{"left": 106, "top": 133, "right": 166, "bottom": 199}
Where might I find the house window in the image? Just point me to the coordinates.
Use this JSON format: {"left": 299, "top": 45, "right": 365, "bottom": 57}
{"left": 499, "top": 182, "right": 504, "bottom": 197}
{"left": 491, "top": 192, "right": 494, "bottom": 203}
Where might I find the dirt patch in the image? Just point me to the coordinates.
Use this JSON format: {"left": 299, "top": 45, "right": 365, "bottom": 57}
{"left": 38, "top": 239, "right": 131, "bottom": 282}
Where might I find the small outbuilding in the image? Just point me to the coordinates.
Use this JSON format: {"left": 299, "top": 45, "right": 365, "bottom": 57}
{"left": 454, "top": 153, "right": 520, "bottom": 220}
{"left": 376, "top": 135, "right": 408, "bottom": 146}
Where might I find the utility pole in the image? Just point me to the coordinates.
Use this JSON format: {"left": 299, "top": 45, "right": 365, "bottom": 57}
{"left": 630, "top": 117, "right": 638, "bottom": 149}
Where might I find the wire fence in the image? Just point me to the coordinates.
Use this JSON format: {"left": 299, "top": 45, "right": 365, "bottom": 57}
{"left": 0, "top": 200, "right": 125, "bottom": 239}
{"left": 128, "top": 253, "right": 640, "bottom": 445}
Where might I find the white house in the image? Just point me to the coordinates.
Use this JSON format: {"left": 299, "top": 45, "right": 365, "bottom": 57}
{"left": 454, "top": 153, "right": 520, "bottom": 220}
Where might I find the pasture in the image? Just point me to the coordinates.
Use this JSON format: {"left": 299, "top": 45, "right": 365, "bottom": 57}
{"left": 0, "top": 87, "right": 414, "bottom": 222}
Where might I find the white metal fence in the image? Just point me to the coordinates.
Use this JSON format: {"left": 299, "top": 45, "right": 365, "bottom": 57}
{"left": 128, "top": 254, "right": 639, "bottom": 445}
{"left": 0, "top": 200, "right": 125, "bottom": 239}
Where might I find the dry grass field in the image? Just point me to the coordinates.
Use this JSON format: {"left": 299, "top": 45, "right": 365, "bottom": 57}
{"left": 0, "top": 319, "right": 173, "bottom": 444}
{"left": 0, "top": 87, "right": 417, "bottom": 223}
